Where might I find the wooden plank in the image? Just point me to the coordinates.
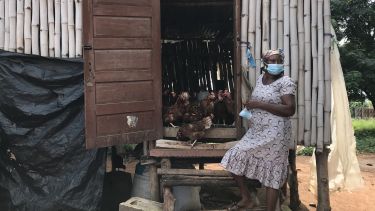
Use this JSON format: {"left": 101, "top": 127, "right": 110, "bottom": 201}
{"left": 96, "top": 81, "right": 153, "bottom": 104}
{"left": 157, "top": 168, "right": 230, "bottom": 177}
{"left": 96, "top": 101, "right": 155, "bottom": 116}
{"left": 94, "top": 50, "right": 151, "bottom": 71}
{"left": 95, "top": 70, "right": 152, "bottom": 82}
{"left": 93, "top": 38, "right": 152, "bottom": 49}
{"left": 97, "top": 111, "right": 155, "bottom": 136}
{"left": 156, "top": 139, "right": 238, "bottom": 150}
{"left": 234, "top": 0, "right": 242, "bottom": 139}
{"left": 94, "top": 0, "right": 152, "bottom": 6}
{"left": 149, "top": 149, "right": 227, "bottom": 158}
{"left": 83, "top": 0, "right": 96, "bottom": 149}
{"left": 94, "top": 4, "right": 152, "bottom": 17}
{"left": 163, "top": 127, "right": 237, "bottom": 139}
{"left": 94, "top": 16, "right": 151, "bottom": 37}
{"left": 96, "top": 130, "right": 157, "bottom": 146}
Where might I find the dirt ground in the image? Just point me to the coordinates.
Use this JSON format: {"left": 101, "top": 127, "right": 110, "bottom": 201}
{"left": 119, "top": 153, "right": 375, "bottom": 210}
{"left": 202, "top": 154, "right": 375, "bottom": 211}
{"left": 297, "top": 154, "right": 375, "bottom": 211}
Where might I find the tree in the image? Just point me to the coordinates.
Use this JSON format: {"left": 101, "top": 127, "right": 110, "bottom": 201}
{"left": 331, "top": 0, "right": 375, "bottom": 104}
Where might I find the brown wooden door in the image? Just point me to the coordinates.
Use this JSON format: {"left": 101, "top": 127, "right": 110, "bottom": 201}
{"left": 83, "top": 0, "right": 162, "bottom": 149}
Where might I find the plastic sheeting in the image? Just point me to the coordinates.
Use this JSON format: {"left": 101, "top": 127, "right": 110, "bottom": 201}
{"left": 309, "top": 29, "right": 364, "bottom": 194}
{"left": 0, "top": 51, "right": 106, "bottom": 211}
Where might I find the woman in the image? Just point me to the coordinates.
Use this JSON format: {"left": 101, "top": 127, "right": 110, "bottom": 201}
{"left": 221, "top": 49, "right": 296, "bottom": 211}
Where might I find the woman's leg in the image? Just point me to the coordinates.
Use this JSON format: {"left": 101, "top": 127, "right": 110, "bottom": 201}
{"left": 266, "top": 187, "right": 279, "bottom": 211}
{"left": 232, "top": 174, "right": 253, "bottom": 207}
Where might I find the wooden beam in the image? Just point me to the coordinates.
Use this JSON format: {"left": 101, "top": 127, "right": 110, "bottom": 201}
{"left": 234, "top": 0, "right": 242, "bottom": 139}
{"left": 316, "top": 147, "right": 331, "bottom": 211}
{"left": 163, "top": 127, "right": 237, "bottom": 139}
{"left": 156, "top": 139, "right": 238, "bottom": 150}
{"left": 157, "top": 168, "right": 230, "bottom": 177}
{"left": 150, "top": 149, "right": 227, "bottom": 158}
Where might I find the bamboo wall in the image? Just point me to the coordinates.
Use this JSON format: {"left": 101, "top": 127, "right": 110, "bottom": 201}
{"left": 240, "top": 0, "right": 332, "bottom": 152}
{"left": 0, "top": 0, "right": 82, "bottom": 58}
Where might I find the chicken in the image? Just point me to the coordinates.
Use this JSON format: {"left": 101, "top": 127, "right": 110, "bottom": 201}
{"left": 183, "top": 102, "right": 203, "bottom": 123}
{"left": 176, "top": 115, "right": 213, "bottom": 147}
{"left": 163, "top": 92, "right": 190, "bottom": 126}
{"left": 200, "top": 91, "right": 216, "bottom": 117}
{"left": 213, "top": 90, "right": 235, "bottom": 125}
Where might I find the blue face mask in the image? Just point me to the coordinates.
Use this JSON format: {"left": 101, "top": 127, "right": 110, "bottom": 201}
{"left": 266, "top": 64, "right": 284, "bottom": 75}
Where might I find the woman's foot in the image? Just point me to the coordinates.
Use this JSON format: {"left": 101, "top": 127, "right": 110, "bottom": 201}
{"left": 227, "top": 198, "right": 255, "bottom": 210}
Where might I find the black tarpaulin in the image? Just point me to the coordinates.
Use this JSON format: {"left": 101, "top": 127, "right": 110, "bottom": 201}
{"left": 0, "top": 51, "right": 106, "bottom": 211}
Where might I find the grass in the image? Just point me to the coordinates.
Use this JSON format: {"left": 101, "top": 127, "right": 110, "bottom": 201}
{"left": 352, "top": 118, "right": 375, "bottom": 153}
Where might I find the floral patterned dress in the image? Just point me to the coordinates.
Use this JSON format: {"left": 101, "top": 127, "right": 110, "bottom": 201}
{"left": 220, "top": 74, "right": 296, "bottom": 189}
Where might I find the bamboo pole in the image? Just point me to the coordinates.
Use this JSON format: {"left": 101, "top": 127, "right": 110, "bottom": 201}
{"left": 16, "top": 0, "right": 24, "bottom": 53}
{"left": 61, "top": 0, "right": 68, "bottom": 57}
{"left": 270, "top": 0, "right": 278, "bottom": 49}
{"left": 323, "top": 0, "right": 331, "bottom": 145}
{"left": 297, "top": 0, "right": 305, "bottom": 145}
{"left": 283, "top": 0, "right": 290, "bottom": 76}
{"left": 8, "top": 0, "right": 16, "bottom": 52}
{"left": 0, "top": 0, "right": 4, "bottom": 50}
{"left": 31, "top": 0, "right": 39, "bottom": 55}
{"left": 54, "top": 0, "right": 61, "bottom": 57}
{"left": 40, "top": 0, "right": 48, "bottom": 56}
{"left": 240, "top": 0, "right": 249, "bottom": 120}
{"left": 68, "top": 0, "right": 74, "bottom": 57}
{"left": 262, "top": 0, "right": 270, "bottom": 52}
{"left": 289, "top": 0, "right": 298, "bottom": 82}
{"left": 311, "top": 0, "right": 318, "bottom": 147}
{"left": 47, "top": 0, "right": 54, "bottom": 56}
{"left": 24, "top": 0, "right": 31, "bottom": 54}
{"left": 304, "top": 0, "right": 312, "bottom": 146}
{"left": 75, "top": 0, "right": 82, "bottom": 57}
{"left": 248, "top": 0, "right": 256, "bottom": 87}
{"left": 317, "top": 0, "right": 324, "bottom": 152}
{"left": 277, "top": 0, "right": 283, "bottom": 49}
{"left": 255, "top": 0, "right": 262, "bottom": 79}
{"left": 4, "top": 0, "right": 9, "bottom": 51}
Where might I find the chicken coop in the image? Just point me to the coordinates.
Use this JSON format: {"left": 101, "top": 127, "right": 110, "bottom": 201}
{"left": 0, "top": 0, "right": 333, "bottom": 210}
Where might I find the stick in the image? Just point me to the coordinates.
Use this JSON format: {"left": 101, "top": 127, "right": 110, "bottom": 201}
{"left": 289, "top": 0, "right": 298, "bottom": 82}
{"left": 277, "top": 0, "right": 284, "bottom": 49}
{"left": 4, "top": 0, "right": 9, "bottom": 51}
{"left": 255, "top": 0, "right": 262, "bottom": 78}
{"left": 297, "top": 0, "right": 305, "bottom": 145}
{"left": 24, "top": 0, "right": 31, "bottom": 54}
{"left": 248, "top": 0, "right": 256, "bottom": 87}
{"left": 311, "top": 0, "right": 318, "bottom": 147}
{"left": 54, "top": 0, "right": 61, "bottom": 57}
{"left": 40, "top": 0, "right": 48, "bottom": 56}
{"left": 304, "top": 0, "right": 311, "bottom": 146}
{"left": 68, "top": 0, "right": 74, "bottom": 57}
{"left": 317, "top": 0, "right": 324, "bottom": 152}
{"left": 47, "top": 0, "right": 54, "bottom": 56}
{"left": 31, "top": 0, "right": 39, "bottom": 55}
{"left": 61, "top": 0, "right": 68, "bottom": 57}
{"left": 271, "top": 0, "right": 278, "bottom": 49}
{"left": 323, "top": 0, "right": 331, "bottom": 145}
{"left": 283, "top": 0, "right": 290, "bottom": 76}
{"left": 75, "top": 0, "right": 82, "bottom": 57}
{"left": 0, "top": 0, "right": 4, "bottom": 50}
{"left": 262, "top": 0, "right": 270, "bottom": 52}
{"left": 8, "top": 0, "right": 16, "bottom": 52}
{"left": 16, "top": 0, "right": 24, "bottom": 53}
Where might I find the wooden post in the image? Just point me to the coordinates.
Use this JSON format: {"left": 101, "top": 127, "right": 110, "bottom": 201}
{"left": 68, "top": 0, "right": 74, "bottom": 57}
{"left": 4, "top": 0, "right": 9, "bottom": 51}
{"left": 40, "top": 0, "right": 48, "bottom": 56}
{"left": 148, "top": 140, "right": 160, "bottom": 202}
{"left": 24, "top": 0, "right": 31, "bottom": 54}
{"left": 8, "top": 0, "right": 16, "bottom": 52}
{"left": 75, "top": 0, "right": 82, "bottom": 57}
{"left": 54, "top": 0, "right": 61, "bottom": 57}
{"left": 61, "top": 0, "right": 68, "bottom": 57}
{"left": 31, "top": 0, "right": 40, "bottom": 55}
{"left": 288, "top": 150, "right": 301, "bottom": 210}
{"left": 315, "top": 147, "right": 331, "bottom": 211}
{"left": 16, "top": 0, "right": 24, "bottom": 53}
{"left": 161, "top": 158, "right": 175, "bottom": 211}
{"left": 47, "top": 0, "right": 54, "bottom": 56}
{"left": 234, "top": 0, "right": 242, "bottom": 139}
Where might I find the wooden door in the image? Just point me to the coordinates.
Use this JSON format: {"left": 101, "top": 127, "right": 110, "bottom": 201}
{"left": 83, "top": 0, "right": 162, "bottom": 149}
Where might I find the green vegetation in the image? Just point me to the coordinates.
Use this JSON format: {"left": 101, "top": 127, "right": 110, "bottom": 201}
{"left": 296, "top": 147, "right": 314, "bottom": 156}
{"left": 353, "top": 118, "right": 375, "bottom": 153}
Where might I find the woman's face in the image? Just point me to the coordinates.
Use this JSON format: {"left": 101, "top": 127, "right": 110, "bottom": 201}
{"left": 266, "top": 54, "right": 282, "bottom": 64}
